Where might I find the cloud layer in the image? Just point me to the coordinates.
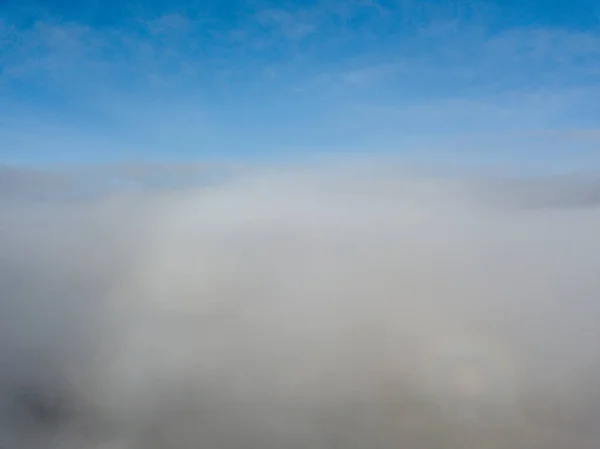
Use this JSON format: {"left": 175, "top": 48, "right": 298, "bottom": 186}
{"left": 1, "top": 162, "right": 600, "bottom": 448}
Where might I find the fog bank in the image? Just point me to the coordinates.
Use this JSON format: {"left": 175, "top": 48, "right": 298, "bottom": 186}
{"left": 1, "top": 163, "right": 600, "bottom": 448}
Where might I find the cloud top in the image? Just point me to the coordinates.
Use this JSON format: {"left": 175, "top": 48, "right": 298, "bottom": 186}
{"left": 1, "top": 162, "right": 600, "bottom": 448}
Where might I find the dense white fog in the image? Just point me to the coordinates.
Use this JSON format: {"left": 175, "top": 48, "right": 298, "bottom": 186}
{"left": 1, "top": 162, "right": 600, "bottom": 448}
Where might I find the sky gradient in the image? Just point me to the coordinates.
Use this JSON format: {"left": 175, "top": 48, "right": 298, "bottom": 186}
{"left": 1, "top": 0, "right": 600, "bottom": 170}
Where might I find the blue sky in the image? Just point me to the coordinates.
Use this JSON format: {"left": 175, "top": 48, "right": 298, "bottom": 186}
{"left": 1, "top": 0, "right": 600, "bottom": 169}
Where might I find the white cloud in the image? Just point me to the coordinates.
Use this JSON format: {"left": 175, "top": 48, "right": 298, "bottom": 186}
{"left": 1, "top": 162, "right": 600, "bottom": 447}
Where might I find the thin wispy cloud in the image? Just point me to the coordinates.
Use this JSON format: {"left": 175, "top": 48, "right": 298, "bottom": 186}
{"left": 255, "top": 9, "right": 317, "bottom": 41}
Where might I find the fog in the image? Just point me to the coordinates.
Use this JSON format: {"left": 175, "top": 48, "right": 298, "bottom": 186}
{"left": 1, "top": 162, "right": 600, "bottom": 448}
